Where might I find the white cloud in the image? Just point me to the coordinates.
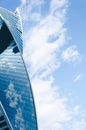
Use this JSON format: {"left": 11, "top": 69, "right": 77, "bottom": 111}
{"left": 19, "top": 0, "right": 72, "bottom": 129}
{"left": 32, "top": 77, "right": 72, "bottom": 130}
{"left": 72, "top": 119, "right": 86, "bottom": 130}
{"left": 73, "top": 105, "right": 80, "bottom": 115}
{"left": 20, "top": 0, "right": 68, "bottom": 77}
{"left": 74, "top": 74, "right": 82, "bottom": 82}
{"left": 20, "top": 0, "right": 44, "bottom": 22}
{"left": 62, "top": 45, "right": 80, "bottom": 62}
{"left": 21, "top": 0, "right": 26, "bottom": 5}
{"left": 19, "top": 0, "right": 84, "bottom": 130}
{"left": 23, "top": 24, "right": 63, "bottom": 77}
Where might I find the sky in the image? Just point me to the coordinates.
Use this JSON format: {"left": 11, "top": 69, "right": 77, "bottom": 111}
{"left": 0, "top": 0, "right": 86, "bottom": 130}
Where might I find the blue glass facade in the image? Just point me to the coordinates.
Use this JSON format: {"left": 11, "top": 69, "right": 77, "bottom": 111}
{"left": 0, "top": 7, "right": 38, "bottom": 130}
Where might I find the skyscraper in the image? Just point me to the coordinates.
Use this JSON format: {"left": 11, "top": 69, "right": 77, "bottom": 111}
{"left": 0, "top": 7, "right": 38, "bottom": 130}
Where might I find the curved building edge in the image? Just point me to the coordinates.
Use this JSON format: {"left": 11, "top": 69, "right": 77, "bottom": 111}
{"left": 0, "top": 7, "right": 38, "bottom": 130}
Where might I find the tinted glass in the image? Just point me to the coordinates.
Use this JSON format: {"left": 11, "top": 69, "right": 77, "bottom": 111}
{"left": 0, "top": 8, "right": 37, "bottom": 130}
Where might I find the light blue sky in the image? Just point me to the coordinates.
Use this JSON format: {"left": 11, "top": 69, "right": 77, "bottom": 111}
{"left": 0, "top": 0, "right": 21, "bottom": 11}
{"left": 60, "top": 0, "right": 86, "bottom": 107}
{"left": 0, "top": 0, "right": 86, "bottom": 130}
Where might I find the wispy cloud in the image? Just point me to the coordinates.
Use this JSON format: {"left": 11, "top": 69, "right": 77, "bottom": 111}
{"left": 19, "top": 0, "right": 84, "bottom": 130}
{"left": 32, "top": 77, "right": 73, "bottom": 130}
{"left": 71, "top": 118, "right": 86, "bottom": 130}
{"left": 19, "top": 0, "right": 72, "bottom": 129}
{"left": 20, "top": 0, "right": 68, "bottom": 77}
{"left": 74, "top": 74, "right": 82, "bottom": 82}
{"left": 62, "top": 45, "right": 80, "bottom": 62}
{"left": 21, "top": 0, "right": 26, "bottom": 5}
{"left": 20, "top": 0, "right": 44, "bottom": 22}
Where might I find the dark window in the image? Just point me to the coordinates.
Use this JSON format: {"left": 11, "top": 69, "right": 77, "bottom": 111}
{"left": 3, "top": 127, "right": 9, "bottom": 130}
{"left": 0, "top": 121, "right": 7, "bottom": 128}
{"left": 0, "top": 115, "right": 4, "bottom": 121}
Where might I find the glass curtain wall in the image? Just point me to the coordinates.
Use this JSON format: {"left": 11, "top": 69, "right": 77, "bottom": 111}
{"left": 0, "top": 7, "right": 38, "bottom": 130}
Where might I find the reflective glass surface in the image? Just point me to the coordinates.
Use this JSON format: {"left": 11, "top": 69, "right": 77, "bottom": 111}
{"left": 0, "top": 8, "right": 38, "bottom": 130}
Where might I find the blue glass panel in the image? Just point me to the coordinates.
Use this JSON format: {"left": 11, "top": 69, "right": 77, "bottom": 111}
{"left": 0, "top": 7, "right": 38, "bottom": 130}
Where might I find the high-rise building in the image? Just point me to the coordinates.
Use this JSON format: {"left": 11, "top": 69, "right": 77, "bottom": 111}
{"left": 0, "top": 7, "right": 38, "bottom": 130}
